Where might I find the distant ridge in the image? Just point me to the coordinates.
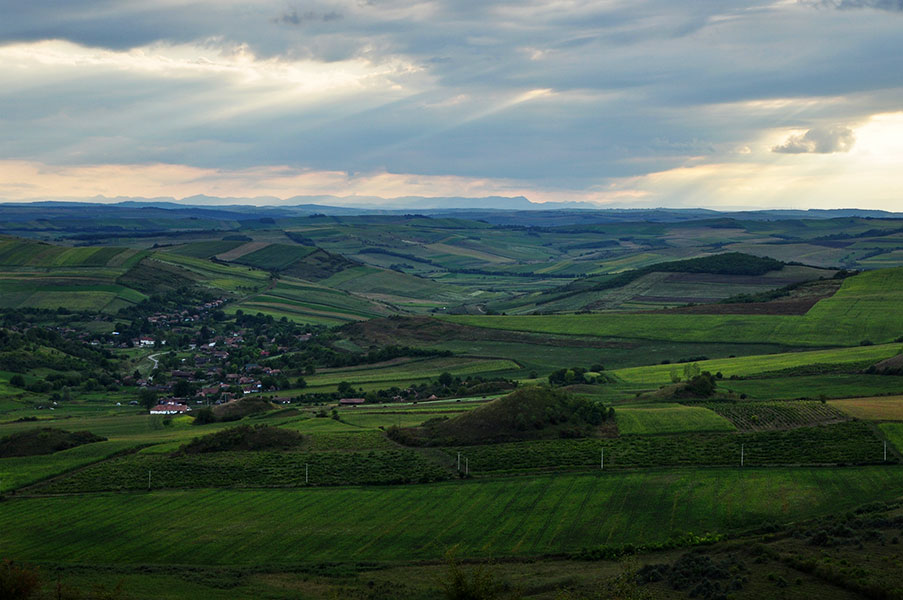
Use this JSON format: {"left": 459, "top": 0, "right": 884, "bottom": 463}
{"left": 1, "top": 196, "right": 902, "bottom": 222}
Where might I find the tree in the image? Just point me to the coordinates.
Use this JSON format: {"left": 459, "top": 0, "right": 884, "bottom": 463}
{"left": 683, "top": 362, "right": 701, "bottom": 380}
{"left": 337, "top": 381, "right": 354, "bottom": 396}
{"left": 438, "top": 372, "right": 454, "bottom": 387}
{"left": 138, "top": 388, "right": 158, "bottom": 411}
{"left": 295, "top": 377, "right": 307, "bottom": 389}
{"left": 173, "top": 379, "right": 194, "bottom": 398}
{"left": 9, "top": 374, "right": 25, "bottom": 388}
{"left": 0, "top": 559, "right": 40, "bottom": 600}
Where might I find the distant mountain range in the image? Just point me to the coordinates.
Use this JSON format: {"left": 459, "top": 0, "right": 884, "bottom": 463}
{"left": 1, "top": 195, "right": 901, "bottom": 225}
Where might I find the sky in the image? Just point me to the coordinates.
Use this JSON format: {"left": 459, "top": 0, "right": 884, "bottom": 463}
{"left": 0, "top": 0, "right": 901, "bottom": 209}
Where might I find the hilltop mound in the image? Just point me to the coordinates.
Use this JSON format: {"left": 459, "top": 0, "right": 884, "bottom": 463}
{"left": 212, "top": 397, "right": 275, "bottom": 422}
{"left": 176, "top": 425, "right": 303, "bottom": 454}
{"left": 0, "top": 428, "right": 106, "bottom": 458}
{"left": 389, "top": 386, "right": 614, "bottom": 446}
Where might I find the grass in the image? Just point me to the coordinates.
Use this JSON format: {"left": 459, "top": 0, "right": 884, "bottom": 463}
{"left": 610, "top": 344, "right": 900, "bottom": 385}
{"left": 444, "top": 267, "right": 903, "bottom": 347}
{"left": 0, "top": 440, "right": 138, "bottom": 491}
{"left": 615, "top": 405, "right": 735, "bottom": 435}
{"left": 880, "top": 423, "right": 903, "bottom": 453}
{"left": 4, "top": 467, "right": 903, "bottom": 565}
{"left": 718, "top": 374, "right": 903, "bottom": 401}
{"left": 830, "top": 396, "right": 903, "bottom": 421}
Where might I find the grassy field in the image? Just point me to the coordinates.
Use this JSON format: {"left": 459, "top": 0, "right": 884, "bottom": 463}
{"left": 444, "top": 267, "right": 903, "bottom": 347}
{"left": 718, "top": 374, "right": 903, "bottom": 401}
{"left": 830, "top": 396, "right": 903, "bottom": 421}
{"left": 615, "top": 405, "right": 735, "bottom": 434}
{"left": 610, "top": 344, "right": 900, "bottom": 385}
{"left": 4, "top": 467, "right": 903, "bottom": 566}
{"left": 0, "top": 439, "right": 139, "bottom": 490}
{"left": 880, "top": 423, "right": 903, "bottom": 453}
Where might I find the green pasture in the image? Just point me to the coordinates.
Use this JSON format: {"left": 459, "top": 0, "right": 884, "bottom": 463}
{"left": 611, "top": 344, "right": 900, "bottom": 385}
{"left": 4, "top": 467, "right": 903, "bottom": 565}
{"left": 444, "top": 267, "right": 903, "bottom": 346}
{"left": 615, "top": 405, "right": 735, "bottom": 435}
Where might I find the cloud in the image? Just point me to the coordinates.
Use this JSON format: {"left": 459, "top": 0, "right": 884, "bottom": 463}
{"left": 804, "top": 0, "right": 903, "bottom": 11}
{"left": 772, "top": 125, "right": 856, "bottom": 154}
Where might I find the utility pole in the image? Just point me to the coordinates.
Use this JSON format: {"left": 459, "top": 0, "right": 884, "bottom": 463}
{"left": 457, "top": 452, "right": 461, "bottom": 472}
{"left": 600, "top": 449, "right": 604, "bottom": 470}
{"left": 740, "top": 444, "right": 744, "bottom": 468}
{"left": 305, "top": 463, "right": 309, "bottom": 484}
{"left": 465, "top": 457, "right": 469, "bottom": 476}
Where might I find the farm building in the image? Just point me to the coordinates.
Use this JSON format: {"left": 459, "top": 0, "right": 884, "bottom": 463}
{"left": 339, "top": 398, "right": 366, "bottom": 406}
{"left": 149, "top": 403, "right": 191, "bottom": 415}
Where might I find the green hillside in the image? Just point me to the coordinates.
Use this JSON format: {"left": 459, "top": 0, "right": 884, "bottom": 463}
{"left": 446, "top": 267, "right": 903, "bottom": 347}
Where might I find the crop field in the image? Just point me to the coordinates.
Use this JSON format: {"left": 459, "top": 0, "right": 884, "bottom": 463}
{"left": 445, "top": 267, "right": 903, "bottom": 346}
{"left": 702, "top": 401, "right": 849, "bottom": 431}
{"left": 230, "top": 244, "right": 317, "bottom": 270}
{"left": 615, "top": 405, "right": 735, "bottom": 434}
{"left": 0, "top": 279, "right": 148, "bottom": 311}
{"left": 0, "top": 240, "right": 143, "bottom": 269}
{"left": 610, "top": 344, "right": 900, "bottom": 385}
{"left": 303, "top": 356, "right": 521, "bottom": 391}
{"left": 322, "top": 266, "right": 464, "bottom": 304}
{"left": 165, "top": 241, "right": 244, "bottom": 258}
{"left": 4, "top": 467, "right": 903, "bottom": 566}
{"left": 35, "top": 448, "right": 452, "bottom": 492}
{"left": 830, "top": 396, "right": 903, "bottom": 421}
{"left": 450, "top": 421, "right": 890, "bottom": 473}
